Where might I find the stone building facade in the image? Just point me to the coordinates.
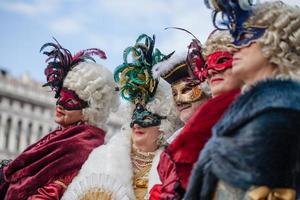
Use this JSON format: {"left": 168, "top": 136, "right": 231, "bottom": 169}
{"left": 0, "top": 69, "right": 56, "bottom": 159}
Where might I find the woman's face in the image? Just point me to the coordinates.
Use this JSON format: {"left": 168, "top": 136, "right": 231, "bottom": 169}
{"left": 207, "top": 68, "right": 243, "bottom": 97}
{"left": 55, "top": 88, "right": 86, "bottom": 128}
{"left": 131, "top": 123, "right": 161, "bottom": 152}
{"left": 55, "top": 105, "right": 84, "bottom": 128}
{"left": 231, "top": 42, "right": 274, "bottom": 85}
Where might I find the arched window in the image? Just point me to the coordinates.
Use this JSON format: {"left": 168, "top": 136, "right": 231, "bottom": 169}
{"left": 26, "top": 122, "right": 33, "bottom": 146}
{"left": 16, "top": 120, "right": 22, "bottom": 151}
{"left": 4, "top": 117, "right": 12, "bottom": 149}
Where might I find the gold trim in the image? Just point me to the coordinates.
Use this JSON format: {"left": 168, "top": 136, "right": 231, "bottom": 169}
{"left": 54, "top": 180, "right": 67, "bottom": 189}
{"left": 162, "top": 63, "right": 187, "bottom": 79}
{"left": 80, "top": 189, "right": 113, "bottom": 200}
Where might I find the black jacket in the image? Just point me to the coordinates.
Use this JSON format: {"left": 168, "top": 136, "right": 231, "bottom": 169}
{"left": 185, "top": 79, "right": 300, "bottom": 200}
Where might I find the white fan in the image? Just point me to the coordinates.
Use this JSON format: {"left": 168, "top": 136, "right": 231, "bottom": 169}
{"left": 62, "top": 173, "right": 131, "bottom": 200}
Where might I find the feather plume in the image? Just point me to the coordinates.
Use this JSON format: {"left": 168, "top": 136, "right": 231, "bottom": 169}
{"left": 40, "top": 37, "right": 106, "bottom": 98}
{"left": 205, "top": 0, "right": 257, "bottom": 38}
{"left": 114, "top": 34, "right": 170, "bottom": 105}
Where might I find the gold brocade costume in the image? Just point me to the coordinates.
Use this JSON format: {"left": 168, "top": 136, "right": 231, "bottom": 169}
{"left": 131, "top": 146, "right": 156, "bottom": 200}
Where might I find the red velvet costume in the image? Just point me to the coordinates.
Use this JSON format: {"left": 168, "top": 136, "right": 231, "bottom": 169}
{"left": 149, "top": 89, "right": 240, "bottom": 200}
{"left": 0, "top": 124, "right": 105, "bottom": 200}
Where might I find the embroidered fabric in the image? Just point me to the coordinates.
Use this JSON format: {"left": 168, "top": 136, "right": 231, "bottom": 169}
{"left": 131, "top": 145, "right": 156, "bottom": 200}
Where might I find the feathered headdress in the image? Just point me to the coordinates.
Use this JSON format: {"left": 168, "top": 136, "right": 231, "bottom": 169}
{"left": 162, "top": 27, "right": 206, "bottom": 82}
{"left": 114, "top": 34, "right": 172, "bottom": 127}
{"left": 40, "top": 38, "right": 107, "bottom": 98}
{"left": 114, "top": 34, "right": 172, "bottom": 106}
{"left": 204, "top": 0, "right": 265, "bottom": 47}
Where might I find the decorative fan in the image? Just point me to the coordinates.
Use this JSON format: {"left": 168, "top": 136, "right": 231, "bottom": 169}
{"left": 62, "top": 173, "right": 131, "bottom": 200}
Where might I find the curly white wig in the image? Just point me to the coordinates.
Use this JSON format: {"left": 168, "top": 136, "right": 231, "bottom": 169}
{"left": 203, "top": 30, "right": 232, "bottom": 58}
{"left": 146, "top": 79, "right": 184, "bottom": 137}
{"left": 63, "top": 62, "right": 119, "bottom": 129}
{"left": 247, "top": 1, "right": 300, "bottom": 80}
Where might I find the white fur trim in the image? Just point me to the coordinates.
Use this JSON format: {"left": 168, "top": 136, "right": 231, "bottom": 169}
{"left": 152, "top": 51, "right": 187, "bottom": 79}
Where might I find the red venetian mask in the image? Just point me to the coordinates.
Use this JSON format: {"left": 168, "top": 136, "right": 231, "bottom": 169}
{"left": 56, "top": 88, "right": 88, "bottom": 111}
{"left": 206, "top": 51, "right": 233, "bottom": 72}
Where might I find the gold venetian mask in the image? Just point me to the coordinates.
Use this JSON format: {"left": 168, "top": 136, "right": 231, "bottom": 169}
{"left": 171, "top": 78, "right": 202, "bottom": 104}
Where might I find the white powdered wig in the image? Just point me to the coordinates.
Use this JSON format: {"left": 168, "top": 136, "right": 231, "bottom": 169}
{"left": 146, "top": 79, "right": 183, "bottom": 137}
{"left": 248, "top": 1, "right": 300, "bottom": 80}
{"left": 63, "top": 62, "right": 119, "bottom": 129}
{"left": 152, "top": 51, "right": 187, "bottom": 79}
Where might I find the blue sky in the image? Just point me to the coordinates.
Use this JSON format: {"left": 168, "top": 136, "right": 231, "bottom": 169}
{"left": 0, "top": 0, "right": 299, "bottom": 82}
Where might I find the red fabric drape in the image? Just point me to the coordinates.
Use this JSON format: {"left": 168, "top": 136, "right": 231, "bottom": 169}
{"left": 1, "top": 124, "right": 105, "bottom": 200}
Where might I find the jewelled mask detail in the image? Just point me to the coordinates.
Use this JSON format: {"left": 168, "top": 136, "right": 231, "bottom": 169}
{"left": 56, "top": 88, "right": 88, "bottom": 111}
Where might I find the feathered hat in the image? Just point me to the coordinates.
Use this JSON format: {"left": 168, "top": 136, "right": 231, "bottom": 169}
{"left": 204, "top": 0, "right": 266, "bottom": 47}
{"left": 153, "top": 27, "right": 206, "bottom": 83}
{"left": 114, "top": 34, "right": 173, "bottom": 128}
{"left": 40, "top": 38, "right": 119, "bottom": 127}
{"left": 40, "top": 38, "right": 107, "bottom": 98}
{"left": 152, "top": 51, "right": 189, "bottom": 84}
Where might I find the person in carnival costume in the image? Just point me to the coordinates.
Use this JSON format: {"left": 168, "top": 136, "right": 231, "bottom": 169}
{"left": 0, "top": 39, "right": 119, "bottom": 200}
{"left": 185, "top": 1, "right": 300, "bottom": 199}
{"left": 149, "top": 29, "right": 243, "bottom": 199}
{"left": 62, "top": 34, "right": 183, "bottom": 200}
{"left": 152, "top": 48, "right": 210, "bottom": 138}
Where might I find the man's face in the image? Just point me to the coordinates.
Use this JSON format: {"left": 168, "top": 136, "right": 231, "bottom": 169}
{"left": 171, "top": 78, "right": 204, "bottom": 123}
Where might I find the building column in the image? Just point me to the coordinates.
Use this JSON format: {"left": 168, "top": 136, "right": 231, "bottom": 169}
{"left": 30, "top": 122, "right": 39, "bottom": 145}
{"left": 8, "top": 116, "right": 18, "bottom": 153}
{"left": 0, "top": 113, "right": 8, "bottom": 150}
{"left": 19, "top": 118, "right": 29, "bottom": 152}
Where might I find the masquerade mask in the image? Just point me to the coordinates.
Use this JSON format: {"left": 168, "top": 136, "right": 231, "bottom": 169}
{"left": 130, "top": 103, "right": 166, "bottom": 128}
{"left": 56, "top": 88, "right": 88, "bottom": 111}
{"left": 206, "top": 51, "right": 233, "bottom": 71}
{"left": 172, "top": 78, "right": 202, "bottom": 104}
{"left": 231, "top": 26, "right": 266, "bottom": 48}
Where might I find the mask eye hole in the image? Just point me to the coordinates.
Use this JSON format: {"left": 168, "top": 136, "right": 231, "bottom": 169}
{"left": 172, "top": 89, "right": 178, "bottom": 97}
{"left": 217, "top": 57, "right": 230, "bottom": 64}
{"left": 239, "top": 32, "right": 254, "bottom": 41}
{"left": 67, "top": 99, "right": 79, "bottom": 105}
{"left": 181, "top": 87, "right": 192, "bottom": 94}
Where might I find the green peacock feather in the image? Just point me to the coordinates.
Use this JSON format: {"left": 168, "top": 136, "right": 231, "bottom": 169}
{"left": 114, "top": 34, "right": 173, "bottom": 106}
